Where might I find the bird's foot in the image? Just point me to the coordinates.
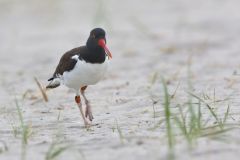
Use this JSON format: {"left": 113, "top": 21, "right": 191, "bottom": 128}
{"left": 84, "top": 120, "right": 91, "bottom": 128}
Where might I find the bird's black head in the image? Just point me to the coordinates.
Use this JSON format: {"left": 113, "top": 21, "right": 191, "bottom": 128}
{"left": 86, "top": 28, "right": 112, "bottom": 59}
{"left": 90, "top": 28, "right": 106, "bottom": 39}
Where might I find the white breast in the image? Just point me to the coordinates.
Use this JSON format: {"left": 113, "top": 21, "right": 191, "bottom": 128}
{"left": 62, "top": 56, "right": 108, "bottom": 90}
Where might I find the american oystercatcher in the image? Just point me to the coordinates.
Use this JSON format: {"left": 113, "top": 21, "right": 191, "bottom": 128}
{"left": 46, "top": 28, "right": 112, "bottom": 126}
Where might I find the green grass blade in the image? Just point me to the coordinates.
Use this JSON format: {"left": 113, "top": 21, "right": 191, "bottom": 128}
{"left": 223, "top": 105, "right": 230, "bottom": 125}
{"left": 161, "top": 77, "right": 174, "bottom": 149}
{"left": 188, "top": 92, "right": 222, "bottom": 129}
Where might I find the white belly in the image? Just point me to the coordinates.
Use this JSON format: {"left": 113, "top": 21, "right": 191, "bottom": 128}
{"left": 62, "top": 59, "right": 108, "bottom": 90}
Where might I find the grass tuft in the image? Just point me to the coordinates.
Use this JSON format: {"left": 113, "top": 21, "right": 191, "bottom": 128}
{"left": 45, "top": 142, "right": 70, "bottom": 160}
{"left": 161, "top": 77, "right": 174, "bottom": 149}
{"left": 0, "top": 140, "right": 8, "bottom": 154}
{"left": 15, "top": 98, "right": 32, "bottom": 160}
{"left": 157, "top": 57, "right": 240, "bottom": 158}
{"left": 115, "top": 119, "right": 125, "bottom": 144}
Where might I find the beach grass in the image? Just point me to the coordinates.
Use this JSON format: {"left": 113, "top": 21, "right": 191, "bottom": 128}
{"left": 15, "top": 98, "right": 32, "bottom": 160}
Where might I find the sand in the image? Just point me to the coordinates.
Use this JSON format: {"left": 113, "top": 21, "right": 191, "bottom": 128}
{"left": 0, "top": 0, "right": 240, "bottom": 160}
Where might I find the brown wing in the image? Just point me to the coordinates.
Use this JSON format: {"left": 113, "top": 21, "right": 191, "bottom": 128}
{"left": 48, "top": 47, "right": 84, "bottom": 81}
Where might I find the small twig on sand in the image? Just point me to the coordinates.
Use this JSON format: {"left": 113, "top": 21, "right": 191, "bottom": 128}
{"left": 34, "top": 77, "right": 48, "bottom": 102}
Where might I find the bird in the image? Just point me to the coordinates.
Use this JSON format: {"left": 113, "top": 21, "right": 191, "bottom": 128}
{"left": 46, "top": 28, "right": 112, "bottom": 126}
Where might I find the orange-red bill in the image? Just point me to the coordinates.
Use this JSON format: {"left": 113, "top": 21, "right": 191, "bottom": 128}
{"left": 98, "top": 39, "right": 112, "bottom": 59}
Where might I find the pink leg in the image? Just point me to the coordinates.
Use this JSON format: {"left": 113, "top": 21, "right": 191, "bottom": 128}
{"left": 81, "top": 86, "right": 94, "bottom": 121}
{"left": 75, "top": 95, "right": 90, "bottom": 127}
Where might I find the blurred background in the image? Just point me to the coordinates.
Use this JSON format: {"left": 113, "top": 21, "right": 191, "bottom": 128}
{"left": 1, "top": 0, "right": 240, "bottom": 160}
{"left": 1, "top": 0, "right": 240, "bottom": 85}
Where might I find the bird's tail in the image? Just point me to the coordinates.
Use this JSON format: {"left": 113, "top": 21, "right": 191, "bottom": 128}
{"left": 46, "top": 77, "right": 61, "bottom": 89}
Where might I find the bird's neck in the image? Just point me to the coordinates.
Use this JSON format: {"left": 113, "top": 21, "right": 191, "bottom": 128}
{"left": 83, "top": 46, "right": 106, "bottom": 64}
